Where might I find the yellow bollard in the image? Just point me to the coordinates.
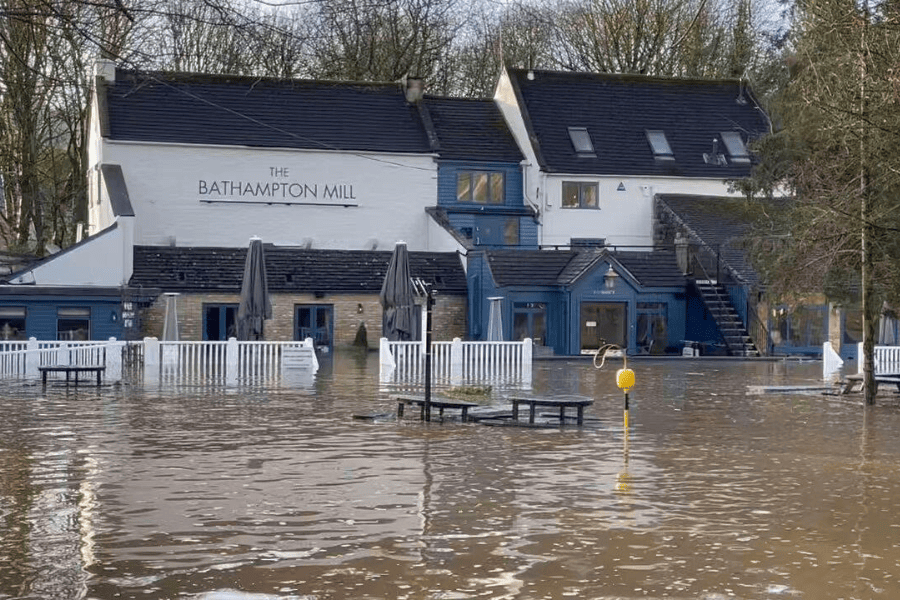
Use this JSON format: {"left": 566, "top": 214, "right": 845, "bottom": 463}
{"left": 616, "top": 367, "right": 635, "bottom": 430}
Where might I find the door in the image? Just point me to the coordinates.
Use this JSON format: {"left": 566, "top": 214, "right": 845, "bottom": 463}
{"left": 580, "top": 302, "right": 627, "bottom": 352}
{"left": 295, "top": 304, "right": 334, "bottom": 350}
{"left": 513, "top": 302, "right": 547, "bottom": 346}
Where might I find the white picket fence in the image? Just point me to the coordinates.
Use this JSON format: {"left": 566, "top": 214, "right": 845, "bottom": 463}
{"left": 0, "top": 339, "right": 124, "bottom": 381}
{"left": 0, "top": 337, "right": 318, "bottom": 385}
{"left": 145, "top": 337, "right": 317, "bottom": 385}
{"left": 379, "top": 337, "right": 533, "bottom": 387}
{"left": 857, "top": 342, "right": 900, "bottom": 375}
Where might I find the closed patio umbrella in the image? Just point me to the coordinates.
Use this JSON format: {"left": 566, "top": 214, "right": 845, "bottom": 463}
{"left": 487, "top": 297, "right": 504, "bottom": 341}
{"left": 879, "top": 301, "right": 898, "bottom": 346}
{"left": 380, "top": 242, "right": 417, "bottom": 341}
{"left": 236, "top": 237, "right": 272, "bottom": 341}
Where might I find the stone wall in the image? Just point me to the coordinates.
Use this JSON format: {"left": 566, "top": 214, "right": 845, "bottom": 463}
{"left": 141, "top": 292, "right": 467, "bottom": 348}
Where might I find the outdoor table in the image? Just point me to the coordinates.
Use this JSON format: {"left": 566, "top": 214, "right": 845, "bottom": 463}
{"left": 509, "top": 397, "right": 593, "bottom": 425}
{"left": 39, "top": 365, "right": 105, "bottom": 387}
{"left": 840, "top": 373, "right": 900, "bottom": 394}
{"left": 395, "top": 396, "right": 480, "bottom": 421}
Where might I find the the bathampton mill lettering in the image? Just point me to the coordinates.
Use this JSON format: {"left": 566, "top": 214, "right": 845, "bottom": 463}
{"left": 198, "top": 167, "right": 358, "bottom": 204}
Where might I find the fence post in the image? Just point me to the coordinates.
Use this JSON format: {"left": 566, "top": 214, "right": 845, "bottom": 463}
{"left": 858, "top": 342, "right": 864, "bottom": 374}
{"left": 106, "top": 337, "right": 123, "bottom": 383}
{"left": 25, "top": 337, "right": 39, "bottom": 379}
{"left": 450, "top": 338, "right": 463, "bottom": 386}
{"left": 522, "top": 338, "right": 533, "bottom": 384}
{"left": 226, "top": 337, "right": 239, "bottom": 385}
{"left": 144, "top": 337, "right": 160, "bottom": 385}
{"left": 379, "top": 337, "right": 394, "bottom": 383}
{"left": 57, "top": 342, "right": 70, "bottom": 366}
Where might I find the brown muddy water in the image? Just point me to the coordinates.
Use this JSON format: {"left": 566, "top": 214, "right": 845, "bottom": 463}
{"left": 1, "top": 353, "right": 899, "bottom": 600}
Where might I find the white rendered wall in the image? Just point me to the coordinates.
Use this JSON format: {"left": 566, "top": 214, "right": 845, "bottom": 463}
{"left": 92, "top": 141, "right": 459, "bottom": 252}
{"left": 540, "top": 175, "right": 737, "bottom": 248}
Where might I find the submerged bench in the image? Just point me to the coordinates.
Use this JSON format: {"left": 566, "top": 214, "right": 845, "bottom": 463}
{"left": 840, "top": 373, "right": 900, "bottom": 395}
{"left": 39, "top": 365, "right": 105, "bottom": 386}
{"left": 509, "top": 397, "right": 594, "bottom": 425}
{"left": 395, "top": 396, "right": 480, "bottom": 421}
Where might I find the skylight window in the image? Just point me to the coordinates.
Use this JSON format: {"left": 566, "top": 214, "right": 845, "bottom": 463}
{"left": 568, "top": 127, "right": 595, "bottom": 156}
{"left": 646, "top": 130, "right": 674, "bottom": 160}
{"left": 720, "top": 131, "right": 751, "bottom": 163}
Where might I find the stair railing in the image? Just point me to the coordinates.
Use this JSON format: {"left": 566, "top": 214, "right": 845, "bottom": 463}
{"left": 686, "top": 246, "right": 762, "bottom": 356}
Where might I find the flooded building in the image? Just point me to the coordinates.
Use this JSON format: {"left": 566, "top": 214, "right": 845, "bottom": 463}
{"left": 0, "top": 61, "right": 839, "bottom": 357}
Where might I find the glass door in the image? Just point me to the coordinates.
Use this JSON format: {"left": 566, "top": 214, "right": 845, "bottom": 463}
{"left": 580, "top": 302, "right": 626, "bottom": 352}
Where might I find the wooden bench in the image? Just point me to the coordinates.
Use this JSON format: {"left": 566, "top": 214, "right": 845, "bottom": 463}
{"left": 395, "top": 396, "right": 480, "bottom": 421}
{"left": 840, "top": 373, "right": 900, "bottom": 394}
{"left": 509, "top": 397, "right": 594, "bottom": 425}
{"left": 39, "top": 365, "right": 105, "bottom": 387}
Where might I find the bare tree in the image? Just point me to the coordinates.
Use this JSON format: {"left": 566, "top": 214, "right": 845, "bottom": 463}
{"left": 308, "top": 0, "right": 459, "bottom": 84}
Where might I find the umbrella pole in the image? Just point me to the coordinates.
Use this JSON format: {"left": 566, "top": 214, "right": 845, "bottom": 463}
{"left": 424, "top": 286, "right": 434, "bottom": 422}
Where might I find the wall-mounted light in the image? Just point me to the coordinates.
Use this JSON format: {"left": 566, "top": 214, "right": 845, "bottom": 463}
{"left": 357, "top": 303, "right": 364, "bottom": 314}
{"left": 110, "top": 310, "right": 118, "bottom": 323}
{"left": 604, "top": 265, "right": 620, "bottom": 290}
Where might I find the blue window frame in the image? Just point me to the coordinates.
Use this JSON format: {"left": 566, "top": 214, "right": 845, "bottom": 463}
{"left": 203, "top": 303, "right": 237, "bottom": 340}
{"left": 295, "top": 304, "right": 333, "bottom": 349}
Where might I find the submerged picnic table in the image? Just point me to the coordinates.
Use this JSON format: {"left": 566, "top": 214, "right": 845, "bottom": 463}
{"left": 395, "top": 396, "right": 480, "bottom": 421}
{"left": 39, "top": 365, "right": 105, "bottom": 386}
{"left": 509, "top": 396, "right": 594, "bottom": 425}
{"left": 840, "top": 373, "right": 900, "bottom": 394}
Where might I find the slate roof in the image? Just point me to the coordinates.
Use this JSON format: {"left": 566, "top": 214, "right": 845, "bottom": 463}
{"left": 105, "top": 69, "right": 433, "bottom": 153}
{"left": 130, "top": 246, "right": 467, "bottom": 295}
{"left": 423, "top": 96, "right": 524, "bottom": 162}
{"left": 506, "top": 68, "right": 770, "bottom": 177}
{"left": 486, "top": 248, "right": 684, "bottom": 289}
{"left": 657, "top": 194, "right": 787, "bottom": 286}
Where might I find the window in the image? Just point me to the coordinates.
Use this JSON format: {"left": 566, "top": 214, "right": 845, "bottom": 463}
{"left": 503, "top": 218, "right": 519, "bottom": 246}
{"left": 562, "top": 182, "right": 599, "bottom": 209}
{"left": 637, "top": 302, "right": 667, "bottom": 354}
{"left": 456, "top": 171, "right": 504, "bottom": 204}
{"left": 646, "top": 130, "right": 674, "bottom": 160}
{"left": 0, "top": 307, "right": 26, "bottom": 341}
{"left": 203, "top": 303, "right": 237, "bottom": 340}
{"left": 720, "top": 131, "right": 751, "bottom": 163}
{"left": 58, "top": 307, "right": 91, "bottom": 340}
{"left": 568, "top": 127, "right": 595, "bottom": 156}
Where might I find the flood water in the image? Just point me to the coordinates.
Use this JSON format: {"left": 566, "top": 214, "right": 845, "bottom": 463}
{"left": 2, "top": 353, "right": 900, "bottom": 600}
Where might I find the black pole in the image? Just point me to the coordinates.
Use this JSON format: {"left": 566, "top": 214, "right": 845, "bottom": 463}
{"left": 424, "top": 286, "right": 434, "bottom": 422}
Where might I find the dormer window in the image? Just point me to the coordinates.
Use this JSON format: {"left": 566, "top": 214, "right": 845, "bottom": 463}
{"left": 720, "top": 131, "right": 751, "bottom": 163}
{"left": 457, "top": 171, "right": 504, "bottom": 204}
{"left": 646, "top": 130, "right": 674, "bottom": 160}
{"left": 568, "top": 127, "right": 595, "bottom": 157}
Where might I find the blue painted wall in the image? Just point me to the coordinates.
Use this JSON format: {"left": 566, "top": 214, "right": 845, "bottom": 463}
{"left": 437, "top": 160, "right": 538, "bottom": 249}
{"left": 467, "top": 254, "right": 686, "bottom": 355}
{"left": 0, "top": 296, "right": 123, "bottom": 340}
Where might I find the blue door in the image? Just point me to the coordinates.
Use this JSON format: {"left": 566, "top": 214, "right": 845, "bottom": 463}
{"left": 295, "top": 305, "right": 333, "bottom": 350}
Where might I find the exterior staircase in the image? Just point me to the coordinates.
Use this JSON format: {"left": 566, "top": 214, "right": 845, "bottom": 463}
{"left": 694, "top": 281, "right": 759, "bottom": 357}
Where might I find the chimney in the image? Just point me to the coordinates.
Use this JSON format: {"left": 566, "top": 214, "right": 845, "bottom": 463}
{"left": 405, "top": 77, "right": 424, "bottom": 103}
{"left": 93, "top": 58, "right": 116, "bottom": 83}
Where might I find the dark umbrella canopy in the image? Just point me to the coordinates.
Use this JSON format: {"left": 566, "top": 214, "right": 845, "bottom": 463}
{"left": 380, "top": 242, "right": 417, "bottom": 341}
{"left": 237, "top": 237, "right": 272, "bottom": 341}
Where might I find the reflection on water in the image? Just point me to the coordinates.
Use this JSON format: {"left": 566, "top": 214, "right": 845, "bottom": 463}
{"left": 2, "top": 354, "right": 900, "bottom": 599}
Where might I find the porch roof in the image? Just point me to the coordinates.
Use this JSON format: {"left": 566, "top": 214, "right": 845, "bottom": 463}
{"left": 486, "top": 248, "right": 684, "bottom": 289}
{"left": 130, "top": 246, "right": 467, "bottom": 295}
